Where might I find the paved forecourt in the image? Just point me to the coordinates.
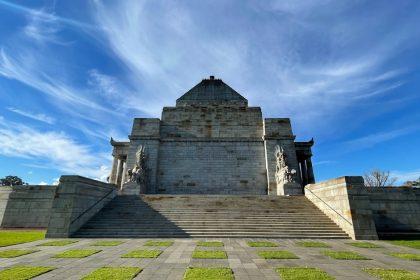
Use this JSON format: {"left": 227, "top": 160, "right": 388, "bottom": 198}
{"left": 0, "top": 238, "right": 420, "bottom": 280}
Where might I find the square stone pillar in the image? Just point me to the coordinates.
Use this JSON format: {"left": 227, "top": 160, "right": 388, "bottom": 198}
{"left": 263, "top": 118, "right": 302, "bottom": 195}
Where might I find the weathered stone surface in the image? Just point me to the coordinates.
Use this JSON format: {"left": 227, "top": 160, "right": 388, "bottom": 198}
{"left": 0, "top": 185, "right": 56, "bottom": 228}
{"left": 305, "top": 176, "right": 420, "bottom": 240}
{"left": 305, "top": 176, "right": 378, "bottom": 240}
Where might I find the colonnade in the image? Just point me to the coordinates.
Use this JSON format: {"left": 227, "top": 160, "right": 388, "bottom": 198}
{"left": 109, "top": 155, "right": 127, "bottom": 188}
{"left": 298, "top": 156, "right": 315, "bottom": 186}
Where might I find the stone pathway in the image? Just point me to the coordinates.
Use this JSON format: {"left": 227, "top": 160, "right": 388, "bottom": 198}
{"left": 0, "top": 238, "right": 419, "bottom": 280}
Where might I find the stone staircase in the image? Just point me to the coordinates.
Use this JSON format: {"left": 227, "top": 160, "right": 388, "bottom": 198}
{"left": 73, "top": 195, "right": 349, "bottom": 238}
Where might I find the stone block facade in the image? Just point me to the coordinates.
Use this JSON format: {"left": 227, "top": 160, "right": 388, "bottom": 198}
{"left": 46, "top": 176, "right": 116, "bottom": 238}
{"left": 0, "top": 185, "right": 56, "bottom": 228}
{"left": 110, "top": 76, "right": 315, "bottom": 195}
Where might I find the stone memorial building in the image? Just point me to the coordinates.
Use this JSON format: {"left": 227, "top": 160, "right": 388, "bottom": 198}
{"left": 109, "top": 76, "right": 315, "bottom": 196}
{"left": 2, "top": 76, "right": 418, "bottom": 240}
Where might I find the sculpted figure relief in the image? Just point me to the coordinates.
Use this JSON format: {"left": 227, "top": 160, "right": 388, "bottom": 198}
{"left": 274, "top": 145, "right": 297, "bottom": 185}
{"left": 127, "top": 145, "right": 148, "bottom": 187}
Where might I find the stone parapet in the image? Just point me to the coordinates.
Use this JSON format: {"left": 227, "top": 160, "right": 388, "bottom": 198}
{"left": 366, "top": 187, "right": 420, "bottom": 235}
{"left": 305, "top": 176, "right": 378, "bottom": 240}
{"left": 0, "top": 185, "right": 56, "bottom": 228}
{"left": 46, "top": 176, "right": 116, "bottom": 238}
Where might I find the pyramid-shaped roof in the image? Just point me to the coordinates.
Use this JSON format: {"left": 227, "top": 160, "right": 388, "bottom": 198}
{"left": 176, "top": 76, "right": 248, "bottom": 106}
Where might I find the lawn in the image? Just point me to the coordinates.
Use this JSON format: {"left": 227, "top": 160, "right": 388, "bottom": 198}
{"left": 197, "top": 241, "right": 224, "bottom": 247}
{"left": 192, "top": 250, "right": 228, "bottom": 259}
{"left": 82, "top": 267, "right": 142, "bottom": 280}
{"left": 276, "top": 267, "right": 335, "bottom": 280}
{"left": 53, "top": 249, "right": 101, "bottom": 258}
{"left": 347, "top": 242, "right": 382, "bottom": 248}
{"left": 0, "top": 249, "right": 38, "bottom": 258}
{"left": 389, "top": 253, "right": 420, "bottom": 261}
{"left": 0, "top": 266, "right": 54, "bottom": 280}
{"left": 38, "top": 240, "right": 78, "bottom": 246}
{"left": 184, "top": 267, "right": 234, "bottom": 280}
{"left": 258, "top": 250, "right": 299, "bottom": 259}
{"left": 388, "top": 240, "right": 420, "bottom": 249}
{"left": 296, "top": 241, "right": 330, "bottom": 248}
{"left": 247, "top": 241, "right": 278, "bottom": 247}
{"left": 144, "top": 241, "right": 173, "bottom": 247}
{"left": 122, "top": 250, "right": 162, "bottom": 258}
{"left": 90, "top": 241, "right": 125, "bottom": 246}
{"left": 323, "top": 250, "right": 370, "bottom": 260}
{"left": 0, "top": 230, "right": 45, "bottom": 247}
{"left": 363, "top": 268, "right": 420, "bottom": 280}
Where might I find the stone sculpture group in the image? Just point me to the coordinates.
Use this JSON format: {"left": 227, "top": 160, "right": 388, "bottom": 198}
{"left": 126, "top": 145, "right": 148, "bottom": 188}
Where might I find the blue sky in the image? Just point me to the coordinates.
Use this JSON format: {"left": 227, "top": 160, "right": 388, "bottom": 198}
{"left": 0, "top": 0, "right": 419, "bottom": 185}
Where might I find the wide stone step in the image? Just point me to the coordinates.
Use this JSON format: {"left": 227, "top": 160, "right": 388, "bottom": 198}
{"left": 73, "top": 233, "right": 349, "bottom": 239}
{"left": 73, "top": 195, "right": 349, "bottom": 239}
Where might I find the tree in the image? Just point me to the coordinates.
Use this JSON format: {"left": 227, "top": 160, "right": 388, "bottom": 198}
{"left": 364, "top": 169, "right": 397, "bottom": 187}
{"left": 403, "top": 177, "right": 420, "bottom": 187}
{"left": 0, "top": 176, "right": 26, "bottom": 186}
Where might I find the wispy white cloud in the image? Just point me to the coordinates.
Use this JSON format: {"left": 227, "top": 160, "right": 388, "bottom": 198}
{"left": 90, "top": 0, "right": 419, "bottom": 136}
{"left": 390, "top": 169, "right": 420, "bottom": 184}
{"left": 38, "top": 181, "right": 48, "bottom": 185}
{"left": 313, "top": 160, "right": 336, "bottom": 166}
{"left": 7, "top": 107, "right": 55, "bottom": 124}
{"left": 0, "top": 0, "right": 97, "bottom": 31}
{"left": 344, "top": 125, "right": 420, "bottom": 150}
{"left": 0, "top": 117, "right": 110, "bottom": 181}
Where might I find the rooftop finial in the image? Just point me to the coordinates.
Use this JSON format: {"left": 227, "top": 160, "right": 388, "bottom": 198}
{"left": 209, "top": 75, "right": 215, "bottom": 80}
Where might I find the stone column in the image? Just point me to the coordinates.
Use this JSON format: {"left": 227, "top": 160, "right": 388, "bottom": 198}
{"left": 116, "top": 158, "right": 124, "bottom": 189}
{"left": 109, "top": 156, "right": 118, "bottom": 184}
{"left": 306, "top": 158, "right": 315, "bottom": 184}
{"left": 121, "top": 160, "right": 127, "bottom": 186}
{"left": 300, "top": 160, "right": 308, "bottom": 186}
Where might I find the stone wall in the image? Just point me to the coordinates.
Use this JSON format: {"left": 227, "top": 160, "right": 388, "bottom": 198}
{"left": 366, "top": 187, "right": 420, "bottom": 237}
{"left": 305, "top": 177, "right": 420, "bottom": 240}
{"left": 160, "top": 106, "right": 263, "bottom": 138}
{"left": 305, "top": 177, "right": 378, "bottom": 240}
{"left": 46, "top": 176, "right": 116, "bottom": 238}
{"left": 0, "top": 185, "right": 56, "bottom": 228}
{"left": 157, "top": 141, "right": 268, "bottom": 194}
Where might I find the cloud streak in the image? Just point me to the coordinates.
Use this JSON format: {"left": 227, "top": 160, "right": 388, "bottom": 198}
{"left": 7, "top": 107, "right": 55, "bottom": 124}
{"left": 0, "top": 117, "right": 110, "bottom": 180}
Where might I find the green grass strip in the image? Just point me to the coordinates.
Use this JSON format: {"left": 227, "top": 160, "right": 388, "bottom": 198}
{"left": 323, "top": 250, "right": 370, "bottom": 260}
{"left": 0, "top": 249, "right": 38, "bottom": 258}
{"left": 247, "top": 241, "right": 278, "bottom": 247}
{"left": 197, "top": 241, "right": 224, "bottom": 247}
{"left": 347, "top": 242, "right": 382, "bottom": 248}
{"left": 90, "top": 241, "right": 125, "bottom": 246}
{"left": 0, "top": 266, "right": 54, "bottom": 280}
{"left": 388, "top": 240, "right": 420, "bottom": 249}
{"left": 144, "top": 241, "right": 173, "bottom": 247}
{"left": 363, "top": 268, "right": 420, "bottom": 280}
{"left": 0, "top": 230, "right": 45, "bottom": 247}
{"left": 122, "top": 250, "right": 162, "bottom": 258}
{"left": 389, "top": 253, "right": 420, "bottom": 261}
{"left": 82, "top": 267, "right": 142, "bottom": 280}
{"left": 184, "top": 267, "right": 234, "bottom": 280}
{"left": 38, "top": 240, "right": 78, "bottom": 246}
{"left": 276, "top": 267, "right": 335, "bottom": 280}
{"left": 258, "top": 250, "right": 299, "bottom": 259}
{"left": 192, "top": 250, "right": 228, "bottom": 259}
{"left": 53, "top": 249, "right": 101, "bottom": 258}
{"left": 296, "top": 241, "right": 330, "bottom": 248}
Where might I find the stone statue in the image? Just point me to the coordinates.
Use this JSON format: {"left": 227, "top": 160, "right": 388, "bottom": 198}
{"left": 127, "top": 145, "right": 148, "bottom": 188}
{"left": 274, "top": 145, "right": 297, "bottom": 185}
